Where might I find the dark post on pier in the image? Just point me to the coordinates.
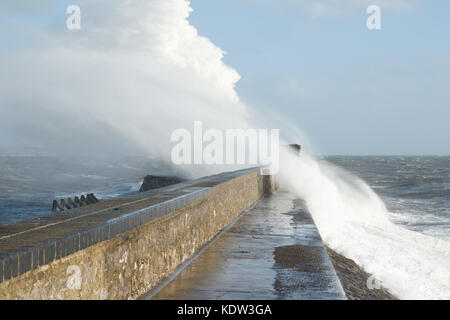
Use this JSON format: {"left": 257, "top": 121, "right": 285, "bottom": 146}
{"left": 289, "top": 144, "right": 302, "bottom": 155}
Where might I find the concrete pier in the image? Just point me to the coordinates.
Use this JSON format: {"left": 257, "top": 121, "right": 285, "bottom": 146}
{"left": 150, "top": 192, "right": 345, "bottom": 300}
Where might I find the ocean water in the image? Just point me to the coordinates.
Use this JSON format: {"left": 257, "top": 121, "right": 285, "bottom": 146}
{"left": 326, "top": 156, "right": 450, "bottom": 240}
{"left": 1, "top": 155, "right": 448, "bottom": 238}
{"left": 0, "top": 156, "right": 177, "bottom": 226}
{"left": 0, "top": 154, "right": 448, "bottom": 298}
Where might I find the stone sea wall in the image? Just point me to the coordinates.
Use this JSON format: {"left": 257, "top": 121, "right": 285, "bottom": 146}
{"left": 0, "top": 169, "right": 263, "bottom": 299}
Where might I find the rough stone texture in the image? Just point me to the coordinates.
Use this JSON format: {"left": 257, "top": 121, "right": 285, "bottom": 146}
{"left": 0, "top": 170, "right": 263, "bottom": 300}
{"left": 263, "top": 175, "right": 277, "bottom": 195}
{"left": 325, "top": 246, "right": 397, "bottom": 300}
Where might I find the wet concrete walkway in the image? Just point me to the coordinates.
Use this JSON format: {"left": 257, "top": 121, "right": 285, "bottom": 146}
{"left": 150, "top": 192, "right": 345, "bottom": 300}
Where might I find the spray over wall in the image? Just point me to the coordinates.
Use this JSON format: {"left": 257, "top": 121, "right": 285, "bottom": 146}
{"left": 278, "top": 150, "right": 450, "bottom": 299}
{"left": 0, "top": 0, "right": 250, "bottom": 165}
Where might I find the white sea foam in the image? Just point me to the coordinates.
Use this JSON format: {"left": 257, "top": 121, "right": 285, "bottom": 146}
{"left": 278, "top": 149, "right": 450, "bottom": 299}
{"left": 0, "top": 0, "right": 250, "bottom": 165}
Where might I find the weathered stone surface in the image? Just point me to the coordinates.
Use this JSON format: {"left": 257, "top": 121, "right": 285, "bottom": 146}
{"left": 263, "top": 175, "right": 277, "bottom": 195}
{"left": 325, "top": 246, "right": 397, "bottom": 300}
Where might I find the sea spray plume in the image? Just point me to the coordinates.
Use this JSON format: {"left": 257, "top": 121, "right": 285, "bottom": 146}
{"left": 0, "top": 0, "right": 250, "bottom": 170}
{"left": 278, "top": 148, "right": 450, "bottom": 299}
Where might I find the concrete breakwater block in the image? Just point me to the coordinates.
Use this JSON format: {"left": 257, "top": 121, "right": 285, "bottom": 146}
{"left": 139, "top": 175, "right": 186, "bottom": 192}
{"left": 52, "top": 194, "right": 99, "bottom": 212}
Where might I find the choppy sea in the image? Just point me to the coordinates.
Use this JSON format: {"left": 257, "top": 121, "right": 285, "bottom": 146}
{"left": 0, "top": 155, "right": 449, "bottom": 241}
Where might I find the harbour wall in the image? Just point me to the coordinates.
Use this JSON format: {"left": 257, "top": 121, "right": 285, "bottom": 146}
{"left": 0, "top": 168, "right": 266, "bottom": 299}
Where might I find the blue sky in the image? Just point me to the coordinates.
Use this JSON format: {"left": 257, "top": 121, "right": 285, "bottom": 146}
{"left": 189, "top": 0, "right": 450, "bottom": 155}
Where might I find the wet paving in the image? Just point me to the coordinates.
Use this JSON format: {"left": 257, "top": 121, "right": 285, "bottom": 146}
{"left": 150, "top": 192, "right": 345, "bottom": 300}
